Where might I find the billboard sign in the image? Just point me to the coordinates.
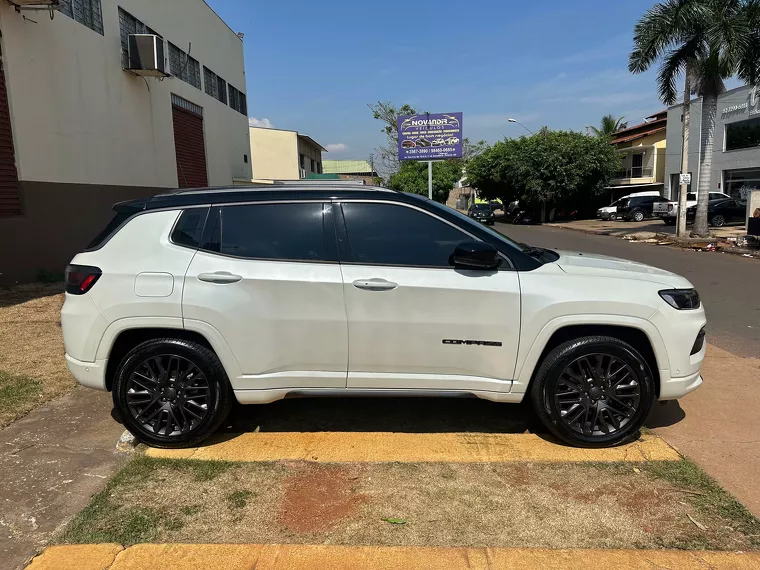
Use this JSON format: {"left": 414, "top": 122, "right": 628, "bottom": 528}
{"left": 397, "top": 112, "right": 463, "bottom": 161}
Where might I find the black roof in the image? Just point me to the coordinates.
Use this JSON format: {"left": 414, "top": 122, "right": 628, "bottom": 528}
{"left": 114, "top": 184, "right": 414, "bottom": 213}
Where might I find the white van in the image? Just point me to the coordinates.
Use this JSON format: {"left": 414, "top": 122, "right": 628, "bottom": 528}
{"left": 597, "top": 191, "right": 661, "bottom": 221}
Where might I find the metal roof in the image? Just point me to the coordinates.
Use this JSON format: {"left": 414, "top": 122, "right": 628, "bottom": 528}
{"left": 323, "top": 160, "right": 375, "bottom": 174}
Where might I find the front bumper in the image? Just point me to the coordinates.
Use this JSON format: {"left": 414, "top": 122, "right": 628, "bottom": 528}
{"left": 659, "top": 371, "right": 703, "bottom": 400}
{"left": 65, "top": 354, "right": 108, "bottom": 391}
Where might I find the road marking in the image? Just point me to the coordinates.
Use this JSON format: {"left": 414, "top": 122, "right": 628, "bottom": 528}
{"left": 26, "top": 544, "right": 760, "bottom": 570}
{"left": 145, "top": 432, "right": 680, "bottom": 463}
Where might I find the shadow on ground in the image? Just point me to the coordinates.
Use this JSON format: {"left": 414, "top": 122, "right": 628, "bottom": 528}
{"left": 219, "top": 397, "right": 544, "bottom": 435}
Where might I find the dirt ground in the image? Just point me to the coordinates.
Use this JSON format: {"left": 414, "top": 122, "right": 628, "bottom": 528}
{"left": 0, "top": 283, "right": 73, "bottom": 427}
{"left": 61, "top": 457, "right": 760, "bottom": 551}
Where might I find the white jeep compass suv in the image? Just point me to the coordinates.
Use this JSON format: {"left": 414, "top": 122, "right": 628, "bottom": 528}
{"left": 61, "top": 183, "right": 706, "bottom": 448}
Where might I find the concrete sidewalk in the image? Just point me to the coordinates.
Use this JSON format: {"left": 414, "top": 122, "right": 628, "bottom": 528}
{"left": 649, "top": 344, "right": 760, "bottom": 517}
{"left": 547, "top": 218, "right": 746, "bottom": 241}
{"left": 0, "top": 388, "right": 126, "bottom": 570}
{"left": 26, "top": 544, "right": 760, "bottom": 570}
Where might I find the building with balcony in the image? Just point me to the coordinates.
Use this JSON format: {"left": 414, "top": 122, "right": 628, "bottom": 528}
{"left": 607, "top": 110, "right": 667, "bottom": 199}
{"left": 0, "top": 0, "right": 251, "bottom": 283}
{"left": 665, "top": 84, "right": 760, "bottom": 201}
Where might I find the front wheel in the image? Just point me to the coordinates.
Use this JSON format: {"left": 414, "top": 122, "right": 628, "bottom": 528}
{"left": 530, "top": 336, "right": 655, "bottom": 447}
{"left": 608, "top": 213, "right": 617, "bottom": 221}
{"left": 113, "top": 338, "right": 233, "bottom": 448}
{"left": 632, "top": 210, "right": 645, "bottom": 222}
{"left": 710, "top": 214, "right": 726, "bottom": 227}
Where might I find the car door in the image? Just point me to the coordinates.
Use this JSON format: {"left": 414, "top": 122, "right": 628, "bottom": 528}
{"left": 182, "top": 202, "right": 348, "bottom": 391}
{"left": 336, "top": 200, "right": 521, "bottom": 394}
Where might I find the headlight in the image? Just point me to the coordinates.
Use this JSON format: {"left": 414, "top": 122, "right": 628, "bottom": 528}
{"left": 659, "top": 289, "right": 701, "bottom": 310}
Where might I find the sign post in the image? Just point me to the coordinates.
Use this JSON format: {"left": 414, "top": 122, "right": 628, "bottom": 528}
{"left": 428, "top": 161, "right": 433, "bottom": 199}
{"left": 397, "top": 112, "right": 463, "bottom": 200}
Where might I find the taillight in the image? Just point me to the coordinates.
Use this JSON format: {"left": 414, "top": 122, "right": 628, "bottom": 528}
{"left": 65, "top": 265, "right": 102, "bottom": 295}
{"left": 668, "top": 204, "right": 674, "bottom": 212}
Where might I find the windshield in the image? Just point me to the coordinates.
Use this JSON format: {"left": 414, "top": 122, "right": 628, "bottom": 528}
{"left": 428, "top": 201, "right": 527, "bottom": 252}
{"left": 472, "top": 204, "right": 491, "bottom": 211}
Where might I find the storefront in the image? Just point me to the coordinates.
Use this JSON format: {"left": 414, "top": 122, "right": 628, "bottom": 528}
{"left": 665, "top": 85, "right": 760, "bottom": 201}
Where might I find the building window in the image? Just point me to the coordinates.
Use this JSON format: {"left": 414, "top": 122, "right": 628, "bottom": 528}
{"left": 299, "top": 154, "right": 305, "bottom": 168}
{"left": 317, "top": 162, "right": 322, "bottom": 174}
{"left": 118, "top": 8, "right": 160, "bottom": 68}
{"left": 310, "top": 158, "right": 316, "bottom": 173}
{"left": 59, "top": 0, "right": 104, "bottom": 35}
{"left": 168, "top": 43, "right": 201, "bottom": 89}
{"left": 203, "top": 66, "right": 227, "bottom": 104}
{"left": 228, "top": 84, "right": 247, "bottom": 115}
{"left": 725, "top": 117, "right": 760, "bottom": 151}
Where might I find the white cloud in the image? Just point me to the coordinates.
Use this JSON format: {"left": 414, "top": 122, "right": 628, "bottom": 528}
{"left": 325, "top": 143, "right": 348, "bottom": 152}
{"left": 249, "top": 117, "right": 273, "bottom": 128}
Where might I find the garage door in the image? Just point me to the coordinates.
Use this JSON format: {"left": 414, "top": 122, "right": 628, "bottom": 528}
{"left": 172, "top": 95, "right": 208, "bottom": 189}
{"left": 0, "top": 60, "right": 20, "bottom": 217}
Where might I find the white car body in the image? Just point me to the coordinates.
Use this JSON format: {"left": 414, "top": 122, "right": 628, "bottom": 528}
{"left": 61, "top": 185, "right": 706, "bottom": 446}
{"left": 654, "top": 192, "right": 730, "bottom": 219}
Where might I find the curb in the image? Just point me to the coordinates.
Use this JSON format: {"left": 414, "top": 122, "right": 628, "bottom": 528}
{"left": 546, "top": 223, "right": 760, "bottom": 258}
{"left": 26, "top": 544, "right": 760, "bottom": 570}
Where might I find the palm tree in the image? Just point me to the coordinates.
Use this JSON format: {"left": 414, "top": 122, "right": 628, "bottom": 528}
{"left": 629, "top": 0, "right": 760, "bottom": 237}
{"left": 590, "top": 114, "right": 628, "bottom": 137}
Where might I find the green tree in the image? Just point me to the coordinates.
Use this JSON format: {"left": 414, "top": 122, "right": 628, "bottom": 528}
{"left": 466, "top": 131, "right": 620, "bottom": 214}
{"left": 629, "top": 0, "right": 760, "bottom": 236}
{"left": 368, "top": 101, "right": 418, "bottom": 177}
{"left": 590, "top": 114, "right": 628, "bottom": 137}
{"left": 387, "top": 160, "right": 463, "bottom": 203}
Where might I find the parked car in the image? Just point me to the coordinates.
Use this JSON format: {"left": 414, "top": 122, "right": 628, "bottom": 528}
{"left": 401, "top": 140, "right": 416, "bottom": 149}
{"left": 618, "top": 195, "right": 670, "bottom": 222}
{"left": 686, "top": 198, "right": 747, "bottom": 227}
{"left": 488, "top": 200, "right": 504, "bottom": 212}
{"left": 654, "top": 192, "right": 730, "bottom": 224}
{"left": 416, "top": 137, "right": 432, "bottom": 147}
{"left": 468, "top": 203, "right": 495, "bottom": 225}
{"left": 597, "top": 192, "right": 660, "bottom": 221}
{"left": 62, "top": 183, "right": 705, "bottom": 449}
{"left": 446, "top": 137, "right": 460, "bottom": 145}
{"left": 432, "top": 138, "right": 446, "bottom": 146}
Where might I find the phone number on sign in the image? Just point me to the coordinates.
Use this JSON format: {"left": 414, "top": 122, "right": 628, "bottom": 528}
{"left": 403, "top": 147, "right": 457, "bottom": 156}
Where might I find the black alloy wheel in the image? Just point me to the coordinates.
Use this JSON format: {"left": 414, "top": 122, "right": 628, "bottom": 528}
{"left": 113, "top": 338, "right": 232, "bottom": 448}
{"left": 710, "top": 214, "right": 726, "bottom": 227}
{"left": 530, "top": 336, "right": 654, "bottom": 447}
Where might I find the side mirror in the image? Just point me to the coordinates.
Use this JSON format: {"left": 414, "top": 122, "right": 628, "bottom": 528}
{"left": 451, "top": 241, "right": 500, "bottom": 270}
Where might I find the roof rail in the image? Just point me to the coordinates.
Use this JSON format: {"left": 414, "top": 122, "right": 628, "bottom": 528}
{"left": 170, "top": 182, "right": 395, "bottom": 196}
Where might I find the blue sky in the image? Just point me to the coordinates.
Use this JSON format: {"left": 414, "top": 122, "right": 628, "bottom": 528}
{"left": 207, "top": 0, "right": 686, "bottom": 159}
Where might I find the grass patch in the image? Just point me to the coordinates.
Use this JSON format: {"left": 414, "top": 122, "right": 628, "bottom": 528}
{"left": 61, "top": 456, "right": 236, "bottom": 544}
{"left": 0, "top": 283, "right": 74, "bottom": 427}
{"left": 643, "top": 459, "right": 760, "bottom": 547}
{"left": 0, "top": 371, "right": 43, "bottom": 420}
{"left": 227, "top": 490, "right": 255, "bottom": 509}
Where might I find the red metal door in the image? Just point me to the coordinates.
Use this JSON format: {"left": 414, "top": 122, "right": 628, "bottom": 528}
{"left": 172, "top": 103, "right": 208, "bottom": 189}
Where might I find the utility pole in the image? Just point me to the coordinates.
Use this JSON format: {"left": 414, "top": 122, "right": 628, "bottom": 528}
{"left": 428, "top": 160, "right": 433, "bottom": 200}
{"left": 677, "top": 68, "right": 691, "bottom": 237}
{"left": 369, "top": 153, "right": 375, "bottom": 186}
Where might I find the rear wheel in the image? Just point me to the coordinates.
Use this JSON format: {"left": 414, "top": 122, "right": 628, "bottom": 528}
{"left": 710, "top": 214, "right": 726, "bottom": 227}
{"left": 113, "top": 338, "right": 233, "bottom": 448}
{"left": 530, "top": 336, "right": 655, "bottom": 447}
{"left": 663, "top": 218, "right": 676, "bottom": 226}
{"left": 632, "top": 210, "right": 645, "bottom": 222}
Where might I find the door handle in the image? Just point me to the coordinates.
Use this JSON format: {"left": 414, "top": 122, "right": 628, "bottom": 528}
{"left": 352, "top": 278, "right": 398, "bottom": 291}
{"left": 197, "top": 271, "right": 243, "bottom": 284}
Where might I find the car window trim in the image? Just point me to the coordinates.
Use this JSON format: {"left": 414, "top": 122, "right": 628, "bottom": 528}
{"left": 334, "top": 199, "right": 514, "bottom": 271}
{"left": 195, "top": 200, "right": 340, "bottom": 265}
{"left": 168, "top": 206, "right": 211, "bottom": 251}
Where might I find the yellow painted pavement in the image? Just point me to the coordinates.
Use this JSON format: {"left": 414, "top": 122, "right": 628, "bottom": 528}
{"left": 27, "top": 544, "right": 760, "bottom": 570}
{"left": 145, "top": 431, "right": 681, "bottom": 463}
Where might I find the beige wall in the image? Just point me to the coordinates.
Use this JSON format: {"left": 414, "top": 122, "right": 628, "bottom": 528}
{"left": 0, "top": 0, "right": 251, "bottom": 188}
{"left": 250, "top": 128, "right": 299, "bottom": 180}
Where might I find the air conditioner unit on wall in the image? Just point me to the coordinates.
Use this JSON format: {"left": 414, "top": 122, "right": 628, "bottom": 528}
{"left": 8, "top": 0, "right": 59, "bottom": 10}
{"left": 127, "top": 34, "right": 169, "bottom": 77}
{"left": 300, "top": 168, "right": 307, "bottom": 179}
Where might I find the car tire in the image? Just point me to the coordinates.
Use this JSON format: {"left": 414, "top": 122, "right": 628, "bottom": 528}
{"left": 710, "top": 214, "right": 726, "bottom": 227}
{"left": 608, "top": 213, "right": 617, "bottom": 221}
{"left": 663, "top": 218, "right": 676, "bottom": 226}
{"left": 632, "top": 210, "right": 645, "bottom": 222}
{"left": 113, "top": 338, "right": 233, "bottom": 448}
{"left": 529, "top": 336, "right": 655, "bottom": 448}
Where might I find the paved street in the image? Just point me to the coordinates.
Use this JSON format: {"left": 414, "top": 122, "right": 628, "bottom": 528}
{"left": 497, "top": 222, "right": 760, "bottom": 358}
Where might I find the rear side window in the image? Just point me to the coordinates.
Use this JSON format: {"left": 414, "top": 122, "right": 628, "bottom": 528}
{"left": 341, "top": 202, "right": 469, "bottom": 267}
{"left": 687, "top": 193, "right": 697, "bottom": 201}
{"left": 85, "top": 212, "right": 132, "bottom": 251}
{"left": 219, "top": 203, "right": 326, "bottom": 261}
{"left": 171, "top": 208, "right": 209, "bottom": 248}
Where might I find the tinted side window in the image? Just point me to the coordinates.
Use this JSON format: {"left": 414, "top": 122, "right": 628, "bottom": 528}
{"left": 687, "top": 193, "right": 697, "bottom": 201}
{"left": 220, "top": 203, "right": 326, "bottom": 261}
{"left": 342, "top": 202, "right": 470, "bottom": 267}
{"left": 85, "top": 212, "right": 132, "bottom": 251}
{"left": 171, "top": 208, "right": 209, "bottom": 248}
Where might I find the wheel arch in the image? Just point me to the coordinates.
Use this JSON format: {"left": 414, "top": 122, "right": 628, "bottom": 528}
{"left": 515, "top": 320, "right": 666, "bottom": 398}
